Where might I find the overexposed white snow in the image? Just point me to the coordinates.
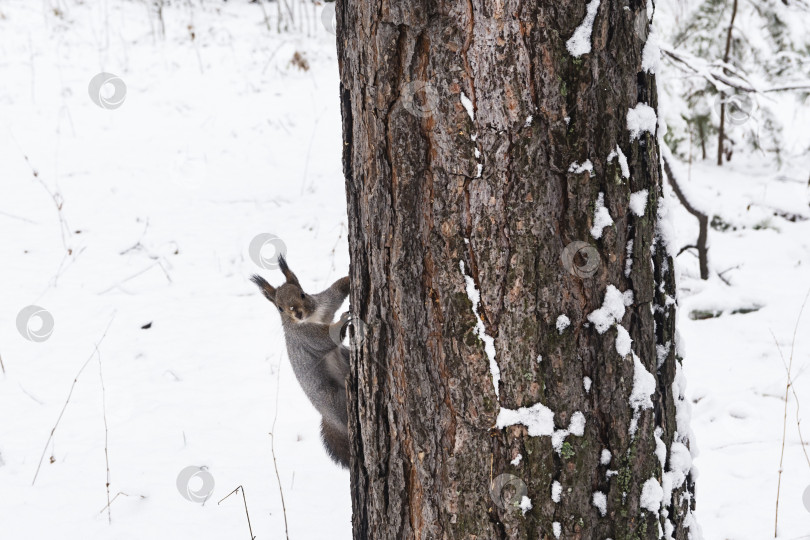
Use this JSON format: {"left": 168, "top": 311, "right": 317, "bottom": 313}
{"left": 641, "top": 27, "right": 662, "bottom": 73}
{"left": 566, "top": 0, "right": 601, "bottom": 57}
{"left": 615, "top": 325, "right": 633, "bottom": 357}
{"left": 496, "top": 402, "right": 555, "bottom": 437}
{"left": 583, "top": 376, "right": 592, "bottom": 392}
{"left": 629, "top": 189, "right": 649, "bottom": 217}
{"left": 511, "top": 453, "right": 523, "bottom": 466}
{"left": 640, "top": 477, "right": 664, "bottom": 513}
{"left": 568, "top": 411, "right": 586, "bottom": 436}
{"left": 519, "top": 495, "right": 533, "bottom": 515}
{"left": 553, "top": 521, "right": 562, "bottom": 538}
{"left": 630, "top": 353, "right": 656, "bottom": 411}
{"left": 587, "top": 285, "right": 630, "bottom": 333}
{"left": 655, "top": 182, "right": 679, "bottom": 257}
{"left": 627, "top": 103, "right": 658, "bottom": 140}
{"left": 600, "top": 449, "right": 612, "bottom": 465}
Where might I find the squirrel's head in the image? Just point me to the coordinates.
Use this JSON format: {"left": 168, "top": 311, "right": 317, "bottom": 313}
{"left": 251, "top": 255, "right": 318, "bottom": 323}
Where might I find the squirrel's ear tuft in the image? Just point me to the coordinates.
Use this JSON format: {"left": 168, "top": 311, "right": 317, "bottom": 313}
{"left": 277, "top": 255, "right": 301, "bottom": 287}
{"left": 251, "top": 274, "right": 277, "bottom": 304}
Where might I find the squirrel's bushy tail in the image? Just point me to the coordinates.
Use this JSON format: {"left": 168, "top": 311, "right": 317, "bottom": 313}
{"left": 320, "top": 419, "right": 350, "bottom": 468}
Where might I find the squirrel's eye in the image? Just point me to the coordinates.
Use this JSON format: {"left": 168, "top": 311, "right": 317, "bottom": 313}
{"left": 277, "top": 306, "right": 282, "bottom": 313}
{"left": 301, "top": 293, "right": 305, "bottom": 299}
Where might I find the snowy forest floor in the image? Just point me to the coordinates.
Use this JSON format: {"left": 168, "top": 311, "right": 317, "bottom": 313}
{"left": 0, "top": 2, "right": 808, "bottom": 539}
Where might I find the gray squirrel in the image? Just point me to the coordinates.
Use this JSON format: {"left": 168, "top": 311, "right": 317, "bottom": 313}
{"left": 251, "top": 255, "right": 351, "bottom": 467}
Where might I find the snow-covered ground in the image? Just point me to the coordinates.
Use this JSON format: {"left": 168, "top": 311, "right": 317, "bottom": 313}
{"left": 0, "top": 1, "right": 808, "bottom": 539}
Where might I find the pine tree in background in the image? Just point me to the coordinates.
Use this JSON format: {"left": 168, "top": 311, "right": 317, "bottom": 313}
{"left": 659, "top": 0, "right": 810, "bottom": 166}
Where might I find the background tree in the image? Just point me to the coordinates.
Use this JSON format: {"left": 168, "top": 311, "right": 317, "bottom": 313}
{"left": 336, "top": 0, "right": 700, "bottom": 538}
{"left": 661, "top": 0, "right": 810, "bottom": 166}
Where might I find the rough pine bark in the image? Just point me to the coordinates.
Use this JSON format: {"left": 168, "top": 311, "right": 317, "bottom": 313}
{"left": 336, "top": 0, "right": 700, "bottom": 538}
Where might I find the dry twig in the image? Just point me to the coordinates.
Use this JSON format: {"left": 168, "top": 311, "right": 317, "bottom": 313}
{"left": 269, "top": 359, "right": 291, "bottom": 539}
{"left": 218, "top": 485, "right": 256, "bottom": 540}
{"left": 31, "top": 315, "right": 116, "bottom": 486}
{"left": 773, "top": 288, "right": 810, "bottom": 537}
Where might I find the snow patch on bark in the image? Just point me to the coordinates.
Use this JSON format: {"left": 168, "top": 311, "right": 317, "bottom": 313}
{"left": 656, "top": 182, "right": 679, "bottom": 257}
{"left": 587, "top": 285, "right": 632, "bottom": 333}
{"left": 551, "top": 411, "right": 587, "bottom": 454}
{"left": 625, "top": 239, "right": 634, "bottom": 277}
{"left": 551, "top": 480, "right": 562, "bottom": 503}
{"left": 662, "top": 441, "right": 693, "bottom": 506}
{"left": 566, "top": 0, "right": 601, "bottom": 57}
{"left": 615, "top": 324, "right": 632, "bottom": 357}
{"left": 629, "top": 189, "right": 649, "bottom": 217}
{"left": 641, "top": 26, "right": 662, "bottom": 74}
{"left": 568, "top": 159, "right": 594, "bottom": 176}
{"left": 631, "top": 352, "right": 656, "bottom": 411}
{"left": 519, "top": 495, "right": 532, "bottom": 515}
{"left": 496, "top": 402, "right": 555, "bottom": 436}
{"left": 590, "top": 192, "right": 614, "bottom": 239}
{"left": 607, "top": 145, "right": 630, "bottom": 179}
{"left": 592, "top": 491, "right": 607, "bottom": 516}
{"left": 460, "top": 92, "right": 475, "bottom": 122}
{"left": 654, "top": 426, "right": 667, "bottom": 468}
{"left": 460, "top": 260, "right": 500, "bottom": 396}
{"left": 556, "top": 314, "right": 571, "bottom": 333}
{"left": 568, "top": 411, "right": 586, "bottom": 436}
{"left": 627, "top": 103, "right": 657, "bottom": 140}
{"left": 640, "top": 477, "right": 664, "bottom": 513}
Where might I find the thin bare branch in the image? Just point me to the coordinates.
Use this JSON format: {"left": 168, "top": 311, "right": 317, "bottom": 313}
{"left": 218, "top": 485, "right": 256, "bottom": 540}
{"left": 269, "top": 358, "right": 290, "bottom": 540}
{"left": 31, "top": 315, "right": 116, "bottom": 486}
{"left": 773, "top": 288, "right": 810, "bottom": 537}
{"left": 98, "top": 346, "right": 112, "bottom": 524}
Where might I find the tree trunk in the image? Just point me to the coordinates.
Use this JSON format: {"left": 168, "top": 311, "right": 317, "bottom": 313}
{"left": 337, "top": 1, "right": 700, "bottom": 539}
{"left": 718, "top": 0, "right": 739, "bottom": 166}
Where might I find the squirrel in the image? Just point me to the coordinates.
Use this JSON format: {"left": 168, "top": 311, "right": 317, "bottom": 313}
{"left": 251, "top": 255, "right": 351, "bottom": 468}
